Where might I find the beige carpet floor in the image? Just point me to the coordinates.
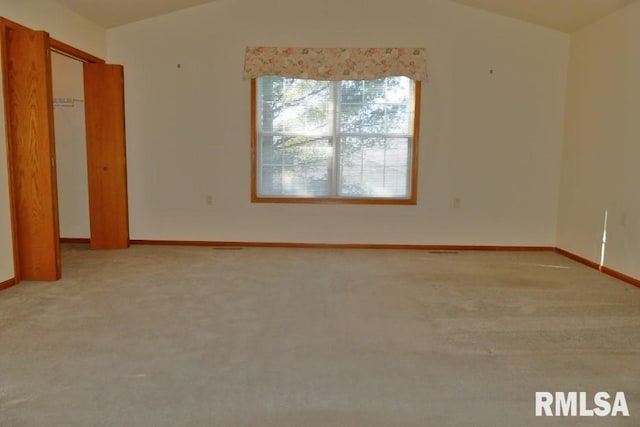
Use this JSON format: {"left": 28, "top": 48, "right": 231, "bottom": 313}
{"left": 1, "top": 244, "right": 639, "bottom": 426}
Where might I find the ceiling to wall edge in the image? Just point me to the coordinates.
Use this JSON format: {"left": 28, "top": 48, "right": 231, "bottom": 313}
{"left": 54, "top": 0, "right": 638, "bottom": 33}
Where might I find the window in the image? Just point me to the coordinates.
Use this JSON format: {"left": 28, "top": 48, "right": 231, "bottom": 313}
{"left": 251, "top": 76, "right": 421, "bottom": 204}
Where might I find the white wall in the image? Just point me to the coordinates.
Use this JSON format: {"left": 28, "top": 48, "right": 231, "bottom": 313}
{"left": 52, "top": 52, "right": 90, "bottom": 238}
{"left": 107, "top": 0, "right": 569, "bottom": 246}
{"left": 0, "top": 0, "right": 105, "bottom": 282}
{"left": 0, "top": 63, "right": 13, "bottom": 281}
{"left": 0, "top": 0, "right": 106, "bottom": 57}
{"left": 557, "top": 1, "right": 640, "bottom": 279}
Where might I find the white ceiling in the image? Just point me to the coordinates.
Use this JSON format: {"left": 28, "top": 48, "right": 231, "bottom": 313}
{"left": 56, "top": 0, "right": 637, "bottom": 32}
{"left": 55, "top": 0, "right": 217, "bottom": 29}
{"left": 449, "top": 0, "right": 637, "bottom": 33}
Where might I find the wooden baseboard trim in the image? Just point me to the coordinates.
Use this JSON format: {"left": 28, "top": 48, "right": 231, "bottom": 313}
{"left": 555, "top": 247, "right": 640, "bottom": 288}
{"left": 600, "top": 266, "right": 640, "bottom": 288}
{"left": 0, "top": 278, "right": 17, "bottom": 291}
{"left": 554, "top": 248, "right": 600, "bottom": 270}
{"left": 60, "top": 238, "right": 91, "bottom": 244}
{"left": 130, "top": 239, "right": 553, "bottom": 252}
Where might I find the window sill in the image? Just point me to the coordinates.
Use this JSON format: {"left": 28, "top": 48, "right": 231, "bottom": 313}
{"left": 251, "top": 196, "right": 417, "bottom": 205}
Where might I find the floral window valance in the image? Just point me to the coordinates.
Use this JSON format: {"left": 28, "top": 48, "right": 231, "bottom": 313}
{"left": 243, "top": 47, "right": 427, "bottom": 81}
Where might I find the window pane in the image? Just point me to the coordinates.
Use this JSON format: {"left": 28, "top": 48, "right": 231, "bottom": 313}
{"left": 339, "top": 137, "right": 410, "bottom": 198}
{"left": 339, "top": 77, "right": 412, "bottom": 135}
{"left": 259, "top": 136, "right": 332, "bottom": 197}
{"left": 259, "top": 77, "right": 332, "bottom": 135}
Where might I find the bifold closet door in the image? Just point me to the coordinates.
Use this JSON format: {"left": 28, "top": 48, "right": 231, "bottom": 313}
{"left": 83, "top": 63, "right": 129, "bottom": 249}
{"left": 5, "top": 29, "right": 61, "bottom": 280}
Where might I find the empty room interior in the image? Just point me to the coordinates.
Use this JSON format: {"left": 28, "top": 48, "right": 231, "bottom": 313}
{"left": 0, "top": 0, "right": 639, "bottom": 425}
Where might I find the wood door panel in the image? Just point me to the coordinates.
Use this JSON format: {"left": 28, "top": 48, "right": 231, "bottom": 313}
{"left": 83, "top": 63, "right": 129, "bottom": 249}
{"left": 6, "top": 29, "right": 61, "bottom": 280}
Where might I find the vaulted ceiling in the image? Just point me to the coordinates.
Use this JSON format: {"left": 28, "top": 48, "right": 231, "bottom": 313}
{"left": 55, "top": 0, "right": 216, "bottom": 29}
{"left": 449, "top": 0, "right": 636, "bottom": 33}
{"left": 55, "top": 0, "right": 637, "bottom": 32}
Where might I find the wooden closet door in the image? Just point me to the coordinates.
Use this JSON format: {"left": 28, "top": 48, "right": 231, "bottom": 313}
{"left": 83, "top": 63, "right": 129, "bottom": 249}
{"left": 5, "top": 29, "right": 61, "bottom": 280}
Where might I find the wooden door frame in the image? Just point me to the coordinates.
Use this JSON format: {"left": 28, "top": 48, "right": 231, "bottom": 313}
{"left": 1, "top": 17, "right": 105, "bottom": 284}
